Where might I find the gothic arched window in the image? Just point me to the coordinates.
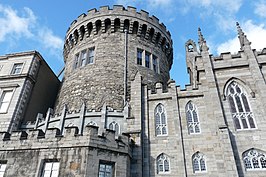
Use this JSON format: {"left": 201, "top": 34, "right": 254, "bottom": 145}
{"left": 186, "top": 101, "right": 201, "bottom": 134}
{"left": 109, "top": 121, "right": 120, "bottom": 136}
{"left": 192, "top": 152, "right": 207, "bottom": 173}
{"left": 243, "top": 149, "right": 266, "bottom": 170}
{"left": 155, "top": 104, "right": 167, "bottom": 136}
{"left": 226, "top": 81, "right": 256, "bottom": 130}
{"left": 157, "top": 153, "right": 170, "bottom": 174}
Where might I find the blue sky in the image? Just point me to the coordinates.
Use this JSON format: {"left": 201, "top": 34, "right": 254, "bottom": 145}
{"left": 0, "top": 0, "right": 266, "bottom": 87}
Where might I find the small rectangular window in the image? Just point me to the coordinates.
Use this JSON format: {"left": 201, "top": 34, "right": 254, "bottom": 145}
{"left": 152, "top": 55, "right": 158, "bottom": 73}
{"left": 0, "top": 90, "right": 13, "bottom": 113}
{"left": 137, "top": 49, "right": 143, "bottom": 65}
{"left": 73, "top": 53, "right": 79, "bottom": 69}
{"left": 88, "top": 48, "right": 95, "bottom": 64}
{"left": 11, "top": 63, "right": 23, "bottom": 75}
{"left": 80, "top": 50, "right": 87, "bottom": 67}
{"left": 0, "top": 161, "right": 7, "bottom": 177}
{"left": 41, "top": 161, "right": 60, "bottom": 177}
{"left": 145, "top": 52, "right": 150, "bottom": 68}
{"left": 98, "top": 161, "right": 114, "bottom": 177}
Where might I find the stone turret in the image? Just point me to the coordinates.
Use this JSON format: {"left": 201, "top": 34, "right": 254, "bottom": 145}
{"left": 54, "top": 5, "right": 173, "bottom": 112}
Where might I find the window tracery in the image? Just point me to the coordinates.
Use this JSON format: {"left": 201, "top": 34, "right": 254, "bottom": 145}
{"left": 243, "top": 149, "right": 266, "bottom": 170}
{"left": 157, "top": 153, "right": 170, "bottom": 174}
{"left": 186, "top": 101, "right": 201, "bottom": 134}
{"left": 226, "top": 81, "right": 256, "bottom": 130}
{"left": 109, "top": 121, "right": 120, "bottom": 136}
{"left": 192, "top": 152, "right": 206, "bottom": 173}
{"left": 155, "top": 104, "right": 167, "bottom": 136}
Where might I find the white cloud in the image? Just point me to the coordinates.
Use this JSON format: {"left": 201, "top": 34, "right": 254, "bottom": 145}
{"left": 217, "top": 20, "right": 266, "bottom": 54}
{"left": 0, "top": 5, "right": 36, "bottom": 42}
{"left": 0, "top": 4, "right": 63, "bottom": 55}
{"left": 38, "top": 28, "right": 63, "bottom": 50}
{"left": 147, "top": 0, "right": 174, "bottom": 8}
{"left": 181, "top": 0, "right": 242, "bottom": 32}
{"left": 254, "top": 0, "right": 266, "bottom": 18}
{"left": 185, "top": 0, "right": 242, "bottom": 13}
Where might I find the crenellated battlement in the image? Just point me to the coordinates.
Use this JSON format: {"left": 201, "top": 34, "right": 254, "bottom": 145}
{"left": 0, "top": 125, "right": 131, "bottom": 155}
{"left": 148, "top": 79, "right": 176, "bottom": 95}
{"left": 21, "top": 103, "right": 128, "bottom": 140}
{"left": 176, "top": 84, "right": 204, "bottom": 98}
{"left": 68, "top": 5, "right": 169, "bottom": 35}
{"left": 64, "top": 5, "right": 172, "bottom": 59}
{"left": 176, "top": 84, "right": 202, "bottom": 92}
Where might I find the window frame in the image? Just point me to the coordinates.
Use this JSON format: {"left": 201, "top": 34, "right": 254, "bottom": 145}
{"left": 226, "top": 81, "right": 256, "bottom": 131}
{"left": 243, "top": 149, "right": 266, "bottom": 171}
{"left": 185, "top": 101, "right": 201, "bottom": 134}
{"left": 11, "top": 63, "right": 24, "bottom": 75}
{"left": 0, "top": 89, "right": 15, "bottom": 113}
{"left": 98, "top": 161, "right": 114, "bottom": 177}
{"left": 152, "top": 55, "right": 158, "bottom": 73}
{"left": 40, "top": 159, "right": 60, "bottom": 177}
{"left": 80, "top": 49, "right": 87, "bottom": 67}
{"left": 73, "top": 47, "right": 95, "bottom": 70}
{"left": 154, "top": 103, "right": 168, "bottom": 136}
{"left": 87, "top": 47, "right": 95, "bottom": 64}
{"left": 192, "top": 152, "right": 207, "bottom": 173}
{"left": 109, "top": 121, "right": 120, "bottom": 136}
{"left": 0, "top": 160, "right": 7, "bottom": 177}
{"left": 157, "top": 153, "right": 170, "bottom": 174}
{"left": 145, "top": 51, "right": 150, "bottom": 68}
{"left": 137, "top": 49, "right": 143, "bottom": 66}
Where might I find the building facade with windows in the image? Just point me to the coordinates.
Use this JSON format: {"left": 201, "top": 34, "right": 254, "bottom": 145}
{"left": 0, "top": 51, "right": 60, "bottom": 133}
{"left": 0, "top": 5, "right": 265, "bottom": 177}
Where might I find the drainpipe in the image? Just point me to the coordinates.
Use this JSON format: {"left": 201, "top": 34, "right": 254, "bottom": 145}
{"left": 124, "top": 29, "right": 128, "bottom": 104}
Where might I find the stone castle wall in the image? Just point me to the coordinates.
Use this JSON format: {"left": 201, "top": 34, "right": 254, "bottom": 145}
{"left": 0, "top": 126, "right": 131, "bottom": 177}
{"left": 54, "top": 5, "right": 173, "bottom": 113}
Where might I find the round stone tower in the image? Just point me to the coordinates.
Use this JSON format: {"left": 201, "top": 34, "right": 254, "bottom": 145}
{"left": 55, "top": 5, "right": 173, "bottom": 112}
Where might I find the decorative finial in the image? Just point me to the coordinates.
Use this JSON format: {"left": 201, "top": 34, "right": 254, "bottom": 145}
{"left": 198, "top": 27, "right": 209, "bottom": 52}
{"left": 236, "top": 22, "right": 251, "bottom": 50}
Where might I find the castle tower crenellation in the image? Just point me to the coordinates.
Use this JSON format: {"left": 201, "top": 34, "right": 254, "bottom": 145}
{"left": 55, "top": 5, "right": 173, "bottom": 113}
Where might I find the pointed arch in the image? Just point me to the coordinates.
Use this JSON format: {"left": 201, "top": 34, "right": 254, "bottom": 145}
{"left": 243, "top": 148, "right": 266, "bottom": 170}
{"left": 157, "top": 153, "right": 170, "bottom": 174}
{"left": 109, "top": 121, "right": 120, "bottom": 136}
{"left": 154, "top": 103, "right": 168, "bottom": 136}
{"left": 192, "top": 152, "right": 207, "bottom": 173}
{"left": 224, "top": 78, "right": 254, "bottom": 97}
{"left": 224, "top": 79, "right": 256, "bottom": 130}
{"left": 87, "top": 121, "right": 97, "bottom": 126}
{"left": 185, "top": 39, "right": 197, "bottom": 52}
{"left": 186, "top": 101, "right": 201, "bottom": 134}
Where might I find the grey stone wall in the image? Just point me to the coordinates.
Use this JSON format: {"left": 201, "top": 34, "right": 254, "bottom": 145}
{"left": 54, "top": 5, "right": 173, "bottom": 113}
{"left": 181, "top": 32, "right": 266, "bottom": 176}
{"left": 0, "top": 126, "right": 131, "bottom": 177}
